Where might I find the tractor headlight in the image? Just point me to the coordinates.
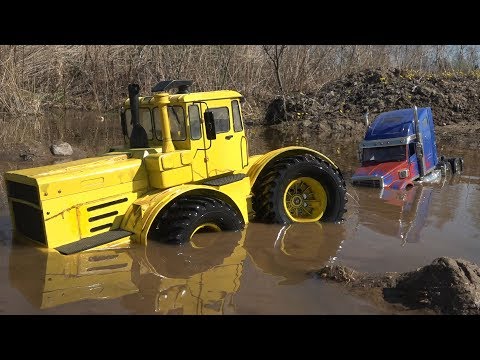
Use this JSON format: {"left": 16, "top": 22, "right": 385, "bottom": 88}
{"left": 399, "top": 169, "right": 409, "bottom": 179}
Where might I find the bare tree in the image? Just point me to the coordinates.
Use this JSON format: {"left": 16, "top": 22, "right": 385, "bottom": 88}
{"left": 262, "top": 45, "right": 287, "bottom": 94}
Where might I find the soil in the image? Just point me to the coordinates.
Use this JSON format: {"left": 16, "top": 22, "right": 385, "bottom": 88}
{"left": 264, "top": 68, "right": 480, "bottom": 146}
{"left": 312, "top": 257, "right": 480, "bottom": 315}
{"left": 0, "top": 140, "right": 96, "bottom": 165}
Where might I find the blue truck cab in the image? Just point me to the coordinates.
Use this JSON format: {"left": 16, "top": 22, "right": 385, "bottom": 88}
{"left": 352, "top": 106, "right": 463, "bottom": 189}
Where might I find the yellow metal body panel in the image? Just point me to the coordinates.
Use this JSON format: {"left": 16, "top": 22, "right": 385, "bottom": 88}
{"left": 5, "top": 154, "right": 146, "bottom": 201}
{"left": 197, "top": 100, "right": 247, "bottom": 177}
{"left": 153, "top": 166, "right": 193, "bottom": 189}
{"left": 5, "top": 154, "right": 149, "bottom": 248}
{"left": 121, "top": 177, "right": 251, "bottom": 244}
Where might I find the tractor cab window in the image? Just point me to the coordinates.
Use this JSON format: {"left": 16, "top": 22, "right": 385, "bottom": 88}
{"left": 153, "top": 106, "right": 187, "bottom": 141}
{"left": 232, "top": 100, "right": 243, "bottom": 132}
{"left": 125, "top": 108, "right": 154, "bottom": 140}
{"left": 189, "top": 105, "right": 201, "bottom": 140}
{"left": 209, "top": 107, "right": 230, "bottom": 133}
{"left": 363, "top": 145, "right": 406, "bottom": 163}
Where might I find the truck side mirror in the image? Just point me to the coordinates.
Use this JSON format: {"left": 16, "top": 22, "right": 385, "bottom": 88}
{"left": 120, "top": 107, "right": 127, "bottom": 136}
{"left": 204, "top": 111, "right": 217, "bottom": 140}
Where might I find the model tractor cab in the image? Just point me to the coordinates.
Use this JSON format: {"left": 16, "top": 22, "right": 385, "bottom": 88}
{"left": 352, "top": 106, "right": 463, "bottom": 190}
{"left": 119, "top": 80, "right": 248, "bottom": 180}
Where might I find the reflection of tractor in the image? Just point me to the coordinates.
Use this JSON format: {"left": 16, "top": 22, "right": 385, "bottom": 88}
{"left": 8, "top": 223, "right": 346, "bottom": 313}
{"left": 4, "top": 81, "right": 347, "bottom": 254}
{"left": 8, "top": 232, "right": 244, "bottom": 313}
{"left": 356, "top": 185, "right": 435, "bottom": 244}
{"left": 122, "top": 231, "right": 246, "bottom": 314}
{"left": 352, "top": 106, "right": 463, "bottom": 189}
{"left": 8, "top": 245, "right": 138, "bottom": 309}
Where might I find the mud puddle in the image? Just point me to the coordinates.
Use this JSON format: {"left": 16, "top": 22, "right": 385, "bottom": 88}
{"left": 0, "top": 118, "right": 479, "bottom": 314}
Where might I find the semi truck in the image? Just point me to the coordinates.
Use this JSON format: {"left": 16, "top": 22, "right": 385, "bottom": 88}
{"left": 352, "top": 106, "right": 463, "bottom": 189}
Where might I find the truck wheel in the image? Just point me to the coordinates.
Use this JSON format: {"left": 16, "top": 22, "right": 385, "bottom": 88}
{"left": 149, "top": 195, "right": 245, "bottom": 244}
{"left": 252, "top": 154, "right": 347, "bottom": 224}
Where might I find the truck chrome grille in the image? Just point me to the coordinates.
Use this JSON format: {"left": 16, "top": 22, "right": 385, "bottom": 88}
{"left": 353, "top": 179, "right": 382, "bottom": 188}
{"left": 352, "top": 176, "right": 384, "bottom": 188}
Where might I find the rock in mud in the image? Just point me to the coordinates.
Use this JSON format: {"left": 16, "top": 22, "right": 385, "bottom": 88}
{"left": 50, "top": 142, "right": 73, "bottom": 156}
{"left": 312, "top": 257, "right": 480, "bottom": 315}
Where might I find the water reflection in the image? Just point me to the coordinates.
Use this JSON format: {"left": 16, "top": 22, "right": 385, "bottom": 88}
{"left": 355, "top": 185, "right": 435, "bottom": 245}
{"left": 8, "top": 222, "right": 345, "bottom": 314}
{"left": 243, "top": 223, "right": 345, "bottom": 284}
{"left": 8, "top": 231, "right": 247, "bottom": 314}
{"left": 122, "top": 231, "right": 246, "bottom": 315}
{"left": 8, "top": 245, "right": 138, "bottom": 309}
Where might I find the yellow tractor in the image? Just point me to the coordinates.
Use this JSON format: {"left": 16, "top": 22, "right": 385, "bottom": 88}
{"left": 4, "top": 80, "right": 347, "bottom": 254}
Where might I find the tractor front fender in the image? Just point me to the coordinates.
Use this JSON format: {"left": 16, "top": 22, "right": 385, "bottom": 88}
{"left": 246, "top": 146, "right": 339, "bottom": 188}
{"left": 120, "top": 184, "right": 246, "bottom": 244}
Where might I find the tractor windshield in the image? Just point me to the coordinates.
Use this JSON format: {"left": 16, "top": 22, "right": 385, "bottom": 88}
{"left": 153, "top": 106, "right": 186, "bottom": 141}
{"left": 125, "top": 106, "right": 186, "bottom": 141}
{"left": 125, "top": 108, "right": 154, "bottom": 140}
{"left": 363, "top": 145, "right": 406, "bottom": 163}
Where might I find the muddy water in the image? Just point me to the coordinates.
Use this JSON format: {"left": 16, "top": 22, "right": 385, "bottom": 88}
{"left": 1, "top": 121, "right": 479, "bottom": 314}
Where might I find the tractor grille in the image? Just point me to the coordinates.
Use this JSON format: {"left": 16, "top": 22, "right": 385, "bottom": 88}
{"left": 352, "top": 178, "right": 383, "bottom": 188}
{"left": 86, "top": 197, "right": 127, "bottom": 234}
{"left": 6, "top": 181, "right": 40, "bottom": 206}
{"left": 11, "top": 201, "right": 46, "bottom": 244}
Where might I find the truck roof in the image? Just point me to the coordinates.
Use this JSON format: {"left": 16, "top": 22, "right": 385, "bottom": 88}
{"left": 365, "top": 107, "right": 430, "bottom": 141}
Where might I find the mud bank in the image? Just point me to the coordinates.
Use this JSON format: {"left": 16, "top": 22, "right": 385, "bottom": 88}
{"left": 313, "top": 257, "right": 480, "bottom": 315}
{"left": 265, "top": 68, "right": 480, "bottom": 138}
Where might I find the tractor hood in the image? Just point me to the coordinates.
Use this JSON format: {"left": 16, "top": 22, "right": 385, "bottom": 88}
{"left": 5, "top": 154, "right": 148, "bottom": 203}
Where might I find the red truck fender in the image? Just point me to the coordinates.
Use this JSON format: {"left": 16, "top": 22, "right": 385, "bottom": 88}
{"left": 389, "top": 179, "right": 414, "bottom": 190}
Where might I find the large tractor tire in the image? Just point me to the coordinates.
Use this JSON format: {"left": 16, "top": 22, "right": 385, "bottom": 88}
{"left": 149, "top": 195, "right": 245, "bottom": 244}
{"left": 252, "top": 154, "right": 347, "bottom": 224}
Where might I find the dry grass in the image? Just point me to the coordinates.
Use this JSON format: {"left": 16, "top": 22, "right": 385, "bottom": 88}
{"left": 0, "top": 45, "right": 479, "bottom": 120}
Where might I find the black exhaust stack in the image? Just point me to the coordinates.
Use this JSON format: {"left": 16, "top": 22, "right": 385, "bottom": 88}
{"left": 127, "top": 83, "right": 148, "bottom": 148}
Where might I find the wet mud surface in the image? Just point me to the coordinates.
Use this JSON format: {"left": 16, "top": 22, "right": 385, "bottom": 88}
{"left": 314, "top": 257, "right": 480, "bottom": 315}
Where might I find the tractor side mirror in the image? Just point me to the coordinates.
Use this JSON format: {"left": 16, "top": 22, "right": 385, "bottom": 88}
{"left": 204, "top": 111, "right": 217, "bottom": 140}
{"left": 120, "top": 107, "right": 127, "bottom": 136}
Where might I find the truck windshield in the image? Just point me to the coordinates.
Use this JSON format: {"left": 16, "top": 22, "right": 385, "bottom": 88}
{"left": 363, "top": 145, "right": 406, "bottom": 163}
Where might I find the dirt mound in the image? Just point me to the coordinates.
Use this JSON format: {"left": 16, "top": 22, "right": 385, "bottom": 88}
{"left": 265, "top": 68, "right": 480, "bottom": 129}
{"left": 313, "top": 257, "right": 480, "bottom": 315}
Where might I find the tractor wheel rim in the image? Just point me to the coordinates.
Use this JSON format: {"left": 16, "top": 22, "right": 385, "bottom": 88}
{"left": 283, "top": 177, "right": 327, "bottom": 222}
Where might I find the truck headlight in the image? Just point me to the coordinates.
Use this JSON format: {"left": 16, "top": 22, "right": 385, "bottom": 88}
{"left": 399, "top": 169, "right": 409, "bottom": 179}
